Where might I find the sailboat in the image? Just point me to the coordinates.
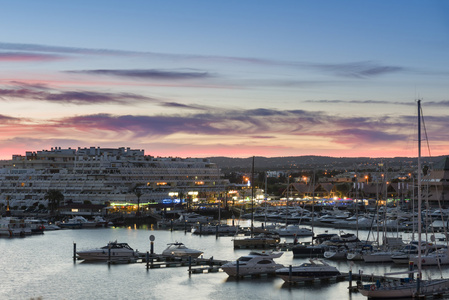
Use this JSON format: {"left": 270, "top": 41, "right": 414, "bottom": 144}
{"left": 358, "top": 100, "right": 449, "bottom": 298}
{"left": 233, "top": 157, "right": 281, "bottom": 249}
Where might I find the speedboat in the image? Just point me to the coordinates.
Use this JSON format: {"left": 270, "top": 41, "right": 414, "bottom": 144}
{"left": 276, "top": 259, "right": 341, "bottom": 282}
{"left": 221, "top": 251, "right": 284, "bottom": 277}
{"left": 162, "top": 242, "right": 203, "bottom": 258}
{"left": 76, "top": 241, "right": 140, "bottom": 262}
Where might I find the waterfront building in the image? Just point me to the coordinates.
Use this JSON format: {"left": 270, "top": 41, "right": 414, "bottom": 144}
{"left": 0, "top": 147, "right": 228, "bottom": 210}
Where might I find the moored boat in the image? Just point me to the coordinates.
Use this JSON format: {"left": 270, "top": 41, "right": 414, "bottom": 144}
{"left": 162, "top": 242, "right": 203, "bottom": 258}
{"left": 221, "top": 251, "right": 284, "bottom": 276}
{"left": 191, "top": 223, "right": 239, "bottom": 235}
{"left": 273, "top": 224, "right": 313, "bottom": 237}
{"left": 76, "top": 240, "right": 140, "bottom": 262}
{"left": 357, "top": 100, "right": 449, "bottom": 298}
{"left": 233, "top": 233, "right": 280, "bottom": 249}
{"left": 276, "top": 259, "right": 341, "bottom": 282}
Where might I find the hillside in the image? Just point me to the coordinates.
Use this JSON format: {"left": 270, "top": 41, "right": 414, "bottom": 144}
{"left": 208, "top": 155, "right": 447, "bottom": 172}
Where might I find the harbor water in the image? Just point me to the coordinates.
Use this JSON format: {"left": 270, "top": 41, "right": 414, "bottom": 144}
{"left": 2, "top": 220, "right": 449, "bottom": 300}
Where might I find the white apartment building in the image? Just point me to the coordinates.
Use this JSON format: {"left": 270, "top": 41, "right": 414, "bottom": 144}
{"left": 0, "top": 147, "right": 228, "bottom": 208}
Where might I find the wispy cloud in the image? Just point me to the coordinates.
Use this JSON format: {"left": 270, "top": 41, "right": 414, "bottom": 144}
{"left": 0, "top": 52, "right": 63, "bottom": 62}
{"left": 0, "top": 82, "right": 208, "bottom": 109}
{"left": 0, "top": 87, "right": 153, "bottom": 105}
{"left": 1, "top": 105, "right": 448, "bottom": 159}
{"left": 0, "top": 42, "right": 407, "bottom": 80}
{"left": 308, "top": 61, "right": 404, "bottom": 78}
{"left": 0, "top": 114, "right": 21, "bottom": 123}
{"left": 67, "top": 69, "right": 215, "bottom": 80}
{"left": 306, "top": 99, "right": 449, "bottom": 107}
{"left": 46, "top": 108, "right": 415, "bottom": 143}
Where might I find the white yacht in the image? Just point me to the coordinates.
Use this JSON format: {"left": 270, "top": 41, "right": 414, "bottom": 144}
{"left": 162, "top": 242, "right": 203, "bottom": 258}
{"left": 221, "top": 251, "right": 284, "bottom": 276}
{"left": 58, "top": 216, "right": 97, "bottom": 229}
{"left": 273, "top": 224, "right": 313, "bottom": 237}
{"left": 76, "top": 241, "right": 140, "bottom": 262}
{"left": 178, "top": 212, "right": 214, "bottom": 224}
{"left": 276, "top": 259, "right": 341, "bottom": 282}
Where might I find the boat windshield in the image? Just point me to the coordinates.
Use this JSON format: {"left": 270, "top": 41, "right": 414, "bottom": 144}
{"left": 238, "top": 257, "right": 253, "bottom": 262}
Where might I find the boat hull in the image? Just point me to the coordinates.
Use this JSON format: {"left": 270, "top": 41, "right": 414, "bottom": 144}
{"left": 358, "top": 279, "right": 449, "bottom": 299}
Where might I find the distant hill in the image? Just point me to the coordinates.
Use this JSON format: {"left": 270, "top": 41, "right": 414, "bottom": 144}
{"left": 207, "top": 155, "right": 448, "bottom": 172}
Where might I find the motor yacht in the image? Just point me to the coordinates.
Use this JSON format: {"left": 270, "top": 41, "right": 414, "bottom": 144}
{"left": 58, "top": 216, "right": 97, "bottom": 229}
{"left": 191, "top": 224, "right": 239, "bottom": 235}
{"left": 221, "top": 251, "right": 284, "bottom": 276}
{"left": 162, "top": 242, "right": 203, "bottom": 258}
{"left": 276, "top": 259, "right": 341, "bottom": 282}
{"left": 273, "top": 224, "right": 313, "bottom": 237}
{"left": 76, "top": 241, "right": 140, "bottom": 262}
{"left": 177, "top": 212, "right": 213, "bottom": 224}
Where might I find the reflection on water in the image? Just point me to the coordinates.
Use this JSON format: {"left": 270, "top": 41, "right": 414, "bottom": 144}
{"left": 1, "top": 221, "right": 449, "bottom": 300}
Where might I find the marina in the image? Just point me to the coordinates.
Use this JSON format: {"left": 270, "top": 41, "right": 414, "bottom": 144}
{"left": 3, "top": 219, "right": 449, "bottom": 300}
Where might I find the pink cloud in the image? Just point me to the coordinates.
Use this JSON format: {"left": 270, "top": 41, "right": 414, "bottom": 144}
{"left": 0, "top": 52, "right": 63, "bottom": 62}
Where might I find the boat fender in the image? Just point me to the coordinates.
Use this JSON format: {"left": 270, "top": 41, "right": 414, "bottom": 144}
{"left": 370, "top": 284, "right": 376, "bottom": 291}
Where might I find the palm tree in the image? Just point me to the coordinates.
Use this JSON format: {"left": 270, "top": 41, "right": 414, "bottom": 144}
{"left": 44, "top": 189, "right": 64, "bottom": 215}
{"left": 134, "top": 189, "right": 142, "bottom": 216}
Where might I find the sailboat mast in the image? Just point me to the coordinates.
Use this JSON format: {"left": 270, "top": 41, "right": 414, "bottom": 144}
{"left": 251, "top": 156, "right": 255, "bottom": 236}
{"left": 417, "top": 99, "right": 422, "bottom": 281}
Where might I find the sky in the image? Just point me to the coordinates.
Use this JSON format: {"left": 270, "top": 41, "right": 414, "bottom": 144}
{"left": 1, "top": 1, "right": 449, "bottom": 160}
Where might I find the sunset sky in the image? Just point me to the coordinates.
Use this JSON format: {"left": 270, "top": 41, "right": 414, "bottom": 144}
{"left": 1, "top": 1, "right": 449, "bottom": 160}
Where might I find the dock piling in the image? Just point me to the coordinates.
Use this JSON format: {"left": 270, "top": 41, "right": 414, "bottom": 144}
{"left": 146, "top": 251, "right": 150, "bottom": 269}
{"left": 73, "top": 242, "right": 76, "bottom": 261}
{"left": 236, "top": 260, "right": 239, "bottom": 278}
{"left": 348, "top": 270, "right": 352, "bottom": 289}
{"left": 289, "top": 265, "right": 292, "bottom": 284}
{"left": 188, "top": 256, "right": 192, "bottom": 274}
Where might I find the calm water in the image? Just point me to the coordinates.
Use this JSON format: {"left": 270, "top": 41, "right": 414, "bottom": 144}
{"left": 2, "top": 220, "right": 449, "bottom": 300}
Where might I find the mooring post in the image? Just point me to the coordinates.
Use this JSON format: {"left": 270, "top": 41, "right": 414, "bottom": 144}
{"left": 73, "top": 242, "right": 76, "bottom": 261}
{"left": 150, "top": 241, "right": 154, "bottom": 254}
{"left": 349, "top": 269, "right": 352, "bottom": 289}
{"left": 216, "top": 225, "right": 219, "bottom": 238}
{"left": 170, "top": 220, "right": 173, "bottom": 232}
{"left": 146, "top": 251, "right": 150, "bottom": 269}
{"left": 188, "top": 256, "right": 192, "bottom": 274}
{"left": 289, "top": 265, "right": 292, "bottom": 283}
{"left": 108, "top": 243, "right": 111, "bottom": 265}
{"left": 199, "top": 223, "right": 202, "bottom": 235}
{"left": 236, "top": 260, "right": 240, "bottom": 278}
